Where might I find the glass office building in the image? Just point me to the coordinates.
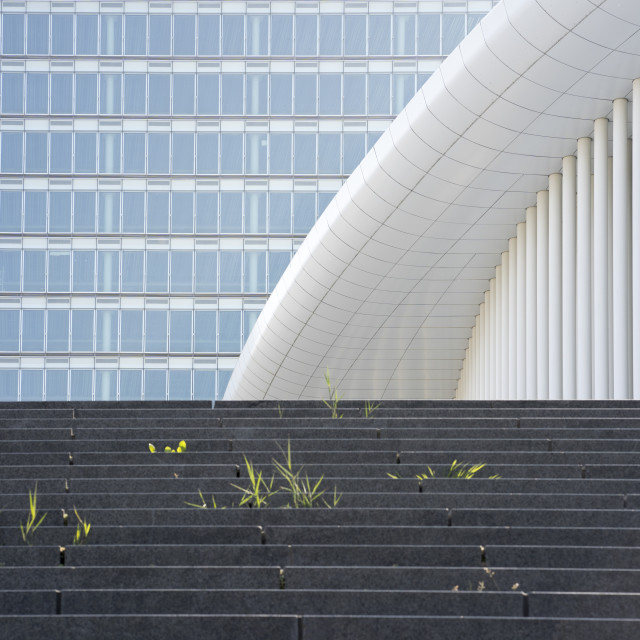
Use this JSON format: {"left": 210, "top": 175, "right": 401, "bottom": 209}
{"left": 0, "top": 0, "right": 496, "bottom": 402}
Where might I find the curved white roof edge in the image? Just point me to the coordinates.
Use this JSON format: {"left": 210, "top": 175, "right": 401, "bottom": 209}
{"left": 226, "top": 0, "right": 640, "bottom": 400}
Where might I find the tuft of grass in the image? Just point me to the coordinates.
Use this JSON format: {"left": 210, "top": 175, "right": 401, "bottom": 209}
{"left": 416, "top": 460, "right": 501, "bottom": 480}
{"left": 185, "top": 489, "right": 227, "bottom": 510}
{"left": 322, "top": 368, "right": 343, "bottom": 419}
{"left": 20, "top": 483, "right": 47, "bottom": 545}
{"left": 72, "top": 507, "right": 91, "bottom": 545}
{"left": 363, "top": 400, "right": 382, "bottom": 418}
{"left": 230, "top": 456, "right": 278, "bottom": 508}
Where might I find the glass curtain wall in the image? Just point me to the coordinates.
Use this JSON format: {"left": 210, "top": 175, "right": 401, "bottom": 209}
{"left": 0, "top": 1, "right": 494, "bottom": 401}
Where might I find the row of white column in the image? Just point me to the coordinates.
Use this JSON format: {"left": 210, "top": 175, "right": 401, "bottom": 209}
{"left": 457, "top": 81, "right": 640, "bottom": 400}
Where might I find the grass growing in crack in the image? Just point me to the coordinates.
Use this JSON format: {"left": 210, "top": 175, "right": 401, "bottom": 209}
{"left": 72, "top": 507, "right": 91, "bottom": 545}
{"left": 322, "top": 368, "right": 343, "bottom": 419}
{"left": 185, "top": 489, "right": 227, "bottom": 510}
{"left": 149, "top": 440, "right": 187, "bottom": 453}
{"left": 20, "top": 483, "right": 47, "bottom": 545}
{"left": 388, "top": 460, "right": 501, "bottom": 480}
{"left": 363, "top": 400, "right": 382, "bottom": 418}
{"left": 229, "top": 456, "right": 278, "bottom": 508}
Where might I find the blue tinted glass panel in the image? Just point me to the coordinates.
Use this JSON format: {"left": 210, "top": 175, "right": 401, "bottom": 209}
{"left": 246, "top": 74, "right": 267, "bottom": 115}
{"left": 198, "top": 15, "right": 220, "bottom": 56}
{"left": 174, "top": 74, "right": 195, "bottom": 115}
{"left": 270, "top": 75, "right": 292, "bottom": 115}
{"left": 196, "top": 193, "right": 218, "bottom": 233}
{"left": 222, "top": 15, "right": 244, "bottom": 55}
{"left": 294, "top": 75, "right": 316, "bottom": 115}
{"left": 25, "top": 132, "right": 47, "bottom": 173}
{"left": 100, "top": 74, "right": 122, "bottom": 114}
{"left": 124, "top": 74, "right": 146, "bottom": 114}
{"left": 23, "top": 250, "right": 46, "bottom": 292}
{"left": 170, "top": 251, "right": 193, "bottom": 292}
{"left": 52, "top": 14, "right": 74, "bottom": 54}
{"left": 294, "top": 134, "right": 316, "bottom": 174}
{"left": 47, "top": 309, "right": 69, "bottom": 351}
{"left": 418, "top": 14, "right": 440, "bottom": 55}
{"left": 76, "top": 15, "right": 98, "bottom": 54}
{"left": 146, "top": 251, "right": 169, "bottom": 292}
{"left": 48, "top": 251, "right": 70, "bottom": 291}
{"left": 197, "top": 133, "right": 218, "bottom": 174}
{"left": 124, "top": 133, "right": 145, "bottom": 173}
{"left": 246, "top": 133, "right": 267, "bottom": 174}
{"left": 344, "top": 133, "right": 366, "bottom": 174}
{"left": 71, "top": 310, "right": 94, "bottom": 351}
{"left": 394, "top": 15, "right": 415, "bottom": 55}
{"left": 171, "top": 192, "right": 193, "bottom": 233}
{"left": 1, "top": 132, "right": 22, "bottom": 173}
{"left": 344, "top": 74, "right": 366, "bottom": 115}
{"left": 243, "top": 309, "right": 260, "bottom": 345}
{"left": 172, "top": 133, "right": 195, "bottom": 174}
{"left": 145, "top": 310, "right": 168, "bottom": 351}
{"left": 170, "top": 310, "right": 192, "bottom": 352}
{"left": 245, "top": 192, "right": 266, "bottom": 233}
{"left": 96, "top": 370, "right": 117, "bottom": 400}
{"left": 270, "top": 134, "right": 291, "bottom": 174}
{"left": 393, "top": 74, "right": 415, "bottom": 114}
{"left": 220, "top": 133, "right": 243, "bottom": 174}
{"left": 293, "top": 192, "right": 316, "bottom": 234}
{"left": 123, "top": 192, "right": 145, "bottom": 232}
{"left": 122, "top": 251, "right": 144, "bottom": 292}
{"left": 194, "top": 370, "right": 216, "bottom": 401}
{"left": 22, "top": 310, "right": 45, "bottom": 351}
{"left": 25, "top": 192, "right": 47, "bottom": 232}
{"left": 368, "top": 74, "right": 390, "bottom": 115}
{"left": 221, "top": 74, "right": 243, "bottom": 114}
{"left": 247, "top": 15, "right": 268, "bottom": 55}
{"left": 72, "top": 251, "right": 95, "bottom": 292}
{"left": 101, "top": 15, "right": 123, "bottom": 55}
{"left": 120, "top": 370, "right": 142, "bottom": 400}
{"left": 195, "top": 252, "right": 217, "bottom": 293}
{"left": 74, "top": 192, "right": 96, "bottom": 233}
{"left": 51, "top": 74, "right": 73, "bottom": 114}
{"left": 26, "top": 73, "right": 48, "bottom": 114}
{"left": 194, "top": 310, "right": 216, "bottom": 352}
{"left": 21, "top": 370, "right": 43, "bottom": 401}
{"left": 443, "top": 14, "right": 465, "bottom": 55}
{"left": 0, "top": 191, "right": 22, "bottom": 232}
{"left": 49, "top": 192, "right": 71, "bottom": 232}
{"left": 271, "top": 15, "right": 292, "bottom": 55}
{"left": 125, "top": 15, "right": 147, "bottom": 55}
{"left": 244, "top": 252, "right": 266, "bottom": 293}
{"left": 369, "top": 15, "right": 390, "bottom": 54}
{"left": 3, "top": 14, "right": 25, "bottom": 54}
{"left": 295, "top": 15, "right": 317, "bottom": 56}
{"left": 269, "top": 192, "right": 291, "bottom": 233}
{"left": 268, "top": 251, "right": 290, "bottom": 292}
{"left": 46, "top": 370, "right": 68, "bottom": 400}
{"left": 27, "top": 14, "right": 49, "bottom": 54}
{"left": 318, "top": 134, "right": 340, "bottom": 174}
{"left": 147, "top": 192, "right": 169, "bottom": 232}
{"left": 50, "top": 132, "right": 72, "bottom": 173}
{"left": 320, "top": 15, "right": 342, "bottom": 55}
{"left": 148, "top": 133, "right": 170, "bottom": 174}
{"left": 0, "top": 310, "right": 19, "bottom": 350}
{"left": 220, "top": 192, "right": 242, "bottom": 233}
{"left": 97, "top": 251, "right": 119, "bottom": 292}
{"left": 149, "top": 74, "right": 170, "bottom": 114}
{"left": 2, "top": 74, "right": 23, "bottom": 113}
{"left": 99, "top": 192, "right": 121, "bottom": 233}
{"left": 149, "top": 15, "right": 171, "bottom": 55}
{"left": 76, "top": 75, "right": 98, "bottom": 113}
{"left": 345, "top": 15, "right": 366, "bottom": 55}
{"left": 197, "top": 74, "right": 219, "bottom": 115}
{"left": 220, "top": 252, "right": 241, "bottom": 292}
{"left": 144, "top": 369, "right": 166, "bottom": 400}
{"left": 74, "top": 132, "right": 97, "bottom": 173}
{"left": 217, "top": 370, "right": 232, "bottom": 399}
{"left": 96, "top": 309, "right": 118, "bottom": 351}
{"left": 121, "top": 310, "right": 143, "bottom": 351}
{"left": 219, "top": 311, "right": 241, "bottom": 352}
{"left": 70, "top": 370, "right": 93, "bottom": 400}
{"left": 169, "top": 370, "right": 191, "bottom": 400}
{"left": 174, "top": 15, "right": 195, "bottom": 55}
{"left": 319, "top": 75, "right": 341, "bottom": 115}
{"left": 99, "top": 133, "right": 122, "bottom": 173}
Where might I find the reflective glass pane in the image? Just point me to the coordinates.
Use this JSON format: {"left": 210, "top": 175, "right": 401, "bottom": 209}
{"left": 1, "top": 132, "right": 22, "bottom": 173}
{"left": 0, "top": 310, "right": 19, "bottom": 350}
{"left": 170, "top": 310, "right": 192, "bottom": 352}
{"left": 172, "top": 133, "right": 195, "bottom": 174}
{"left": 50, "top": 132, "right": 72, "bottom": 173}
{"left": 196, "top": 193, "right": 218, "bottom": 233}
{"left": 46, "top": 309, "right": 69, "bottom": 351}
{"left": 96, "top": 370, "right": 117, "bottom": 400}
{"left": 71, "top": 370, "right": 93, "bottom": 400}
{"left": 246, "top": 74, "right": 267, "bottom": 115}
{"left": 173, "top": 74, "right": 195, "bottom": 115}
{"left": 25, "top": 192, "right": 47, "bottom": 233}
{"left": 220, "top": 192, "right": 242, "bottom": 233}
{"left": 124, "top": 133, "right": 146, "bottom": 173}
{"left": 99, "top": 133, "right": 122, "bottom": 173}
{"left": 197, "top": 74, "right": 219, "bottom": 115}
{"left": 194, "top": 370, "right": 216, "bottom": 401}
{"left": 174, "top": 15, "right": 195, "bottom": 55}
{"left": 344, "top": 15, "right": 366, "bottom": 55}
{"left": 246, "top": 133, "right": 267, "bottom": 174}
{"left": 51, "top": 74, "right": 73, "bottom": 114}
{"left": 293, "top": 192, "right": 316, "bottom": 234}
{"left": 269, "top": 134, "right": 292, "bottom": 174}
{"left": 76, "top": 15, "right": 98, "bottom": 54}
{"left": 74, "top": 132, "right": 97, "bottom": 173}
{"left": 220, "top": 252, "right": 241, "bottom": 292}
{"left": 217, "top": 370, "right": 232, "bottom": 399}
{"left": 418, "top": 14, "right": 440, "bottom": 55}
{"left": 220, "top": 133, "right": 243, "bottom": 174}
{"left": 97, "top": 251, "right": 119, "bottom": 292}
{"left": 124, "top": 74, "right": 146, "bottom": 114}
{"left": 268, "top": 251, "right": 290, "bottom": 292}
{"left": 101, "top": 15, "right": 123, "bottom": 55}
{"left": 21, "top": 370, "right": 43, "bottom": 401}
{"left": 52, "top": 14, "right": 74, "bottom": 54}
{"left": 169, "top": 370, "right": 191, "bottom": 400}
{"left": 146, "top": 251, "right": 169, "bottom": 292}
{"left": 122, "top": 251, "right": 144, "bottom": 292}
{"left": 123, "top": 192, "right": 145, "bottom": 233}
{"left": 196, "top": 133, "right": 218, "bottom": 174}
{"left": 27, "top": 14, "right": 49, "bottom": 54}
{"left": 368, "top": 74, "right": 390, "bottom": 115}
{"left": 72, "top": 251, "right": 95, "bottom": 292}
{"left": 145, "top": 310, "right": 168, "bottom": 351}
{"left": 144, "top": 369, "right": 166, "bottom": 400}
{"left": 71, "top": 310, "right": 94, "bottom": 351}
{"left": 318, "top": 134, "right": 341, "bottom": 174}
{"left": 443, "top": 13, "right": 465, "bottom": 55}
{"left": 149, "top": 15, "right": 171, "bottom": 55}
{"left": 2, "top": 73, "right": 23, "bottom": 113}
{"left": 76, "top": 75, "right": 98, "bottom": 113}
{"left": 394, "top": 15, "right": 415, "bottom": 55}
{"left": 294, "top": 75, "right": 316, "bottom": 115}
{"left": 219, "top": 310, "right": 241, "bottom": 352}
{"left": 147, "top": 192, "right": 169, "bottom": 232}
{"left": 98, "top": 192, "right": 121, "bottom": 233}
{"left": 120, "top": 370, "right": 142, "bottom": 400}
{"left": 121, "top": 310, "right": 143, "bottom": 351}
{"left": 268, "top": 192, "right": 291, "bottom": 233}
{"left": 194, "top": 310, "right": 216, "bottom": 352}
{"left": 171, "top": 192, "right": 193, "bottom": 233}
{"left": 100, "top": 73, "right": 122, "bottom": 114}
{"left": 195, "top": 252, "right": 217, "bottom": 293}
{"left": 198, "top": 15, "right": 220, "bottom": 56}
{"left": 271, "top": 15, "right": 292, "bottom": 55}
{"left": 96, "top": 309, "right": 118, "bottom": 351}
{"left": 344, "top": 132, "right": 366, "bottom": 174}
{"left": 26, "top": 73, "right": 48, "bottom": 114}
{"left": 393, "top": 74, "right": 415, "bottom": 114}
{"left": 244, "top": 251, "right": 266, "bottom": 293}
{"left": 0, "top": 191, "right": 22, "bottom": 232}
{"left": 46, "top": 370, "right": 68, "bottom": 400}
{"left": 221, "top": 74, "right": 243, "bottom": 114}
{"left": 247, "top": 15, "right": 268, "bottom": 55}
{"left": 320, "top": 15, "right": 342, "bottom": 55}
{"left": 295, "top": 15, "right": 317, "bottom": 56}
{"left": 222, "top": 15, "right": 244, "bottom": 55}
{"left": 23, "top": 250, "right": 46, "bottom": 292}
{"left": 22, "top": 310, "right": 45, "bottom": 351}
{"left": 3, "top": 14, "right": 25, "bottom": 54}
{"left": 149, "top": 74, "right": 170, "bottom": 114}
{"left": 369, "top": 15, "right": 390, "bottom": 55}
{"left": 319, "top": 75, "right": 341, "bottom": 115}
{"left": 468, "top": 13, "right": 485, "bottom": 33}
{"left": 125, "top": 15, "right": 147, "bottom": 55}
{"left": 25, "top": 132, "right": 47, "bottom": 173}
{"left": 170, "top": 251, "right": 193, "bottom": 292}
{"left": 368, "top": 131, "right": 382, "bottom": 150}
{"left": 49, "top": 192, "right": 71, "bottom": 233}
{"left": 318, "top": 192, "right": 335, "bottom": 216}
{"left": 243, "top": 309, "right": 260, "bottom": 345}
{"left": 294, "top": 134, "right": 316, "bottom": 174}
{"left": 148, "top": 133, "right": 170, "bottom": 174}
{"left": 270, "top": 74, "right": 292, "bottom": 115}
{"left": 48, "top": 251, "right": 70, "bottom": 291}
{"left": 244, "top": 192, "right": 266, "bottom": 233}
{"left": 343, "top": 74, "right": 365, "bottom": 115}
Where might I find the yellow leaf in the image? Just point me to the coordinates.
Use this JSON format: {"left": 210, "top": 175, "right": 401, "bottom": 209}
{"left": 148, "top": 444, "right": 156, "bottom": 453}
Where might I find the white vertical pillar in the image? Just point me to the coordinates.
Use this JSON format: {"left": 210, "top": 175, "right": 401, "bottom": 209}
{"left": 485, "top": 289, "right": 492, "bottom": 398}
{"left": 562, "top": 155, "right": 577, "bottom": 399}
{"left": 576, "top": 137, "right": 592, "bottom": 399}
{"left": 489, "top": 280, "right": 497, "bottom": 399}
{"left": 613, "top": 98, "right": 631, "bottom": 398}
{"left": 478, "top": 309, "right": 485, "bottom": 399}
{"left": 608, "top": 156, "right": 614, "bottom": 397}
{"left": 548, "top": 174, "right": 563, "bottom": 399}
{"left": 536, "top": 191, "right": 549, "bottom": 399}
{"left": 495, "top": 268, "right": 502, "bottom": 400}
{"left": 516, "top": 222, "right": 527, "bottom": 399}
{"left": 508, "top": 237, "right": 518, "bottom": 399}
{"left": 593, "top": 117, "right": 609, "bottom": 398}
{"left": 469, "top": 329, "right": 475, "bottom": 399}
{"left": 525, "top": 206, "right": 537, "bottom": 399}
{"left": 501, "top": 251, "right": 509, "bottom": 400}
{"left": 633, "top": 81, "right": 640, "bottom": 398}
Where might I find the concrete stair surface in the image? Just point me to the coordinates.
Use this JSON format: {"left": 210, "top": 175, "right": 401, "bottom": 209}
{"left": 0, "top": 400, "right": 639, "bottom": 639}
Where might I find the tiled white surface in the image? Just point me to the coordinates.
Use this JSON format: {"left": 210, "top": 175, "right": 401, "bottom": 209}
{"left": 226, "top": 0, "right": 638, "bottom": 401}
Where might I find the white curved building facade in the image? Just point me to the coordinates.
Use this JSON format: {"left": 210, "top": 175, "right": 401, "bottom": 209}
{"left": 226, "top": 0, "right": 640, "bottom": 401}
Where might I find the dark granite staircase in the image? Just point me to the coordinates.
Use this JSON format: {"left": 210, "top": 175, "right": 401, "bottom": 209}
{"left": 1, "top": 400, "right": 640, "bottom": 639}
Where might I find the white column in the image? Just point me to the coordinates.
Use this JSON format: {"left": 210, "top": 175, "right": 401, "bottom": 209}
{"left": 495, "top": 268, "right": 502, "bottom": 399}
{"left": 562, "top": 155, "right": 577, "bottom": 399}
{"left": 593, "top": 117, "right": 609, "bottom": 398}
{"left": 536, "top": 191, "right": 549, "bottom": 399}
{"left": 613, "top": 98, "right": 631, "bottom": 398}
{"left": 478, "top": 309, "right": 485, "bottom": 399}
{"left": 525, "top": 207, "right": 537, "bottom": 399}
{"left": 608, "top": 156, "right": 614, "bottom": 397}
{"left": 576, "top": 138, "right": 592, "bottom": 399}
{"left": 508, "top": 237, "right": 518, "bottom": 399}
{"left": 548, "top": 174, "right": 563, "bottom": 399}
{"left": 516, "top": 222, "right": 527, "bottom": 399}
{"left": 469, "top": 329, "right": 476, "bottom": 399}
{"left": 485, "top": 289, "right": 492, "bottom": 398}
{"left": 633, "top": 80, "right": 640, "bottom": 398}
{"left": 501, "top": 251, "right": 510, "bottom": 400}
